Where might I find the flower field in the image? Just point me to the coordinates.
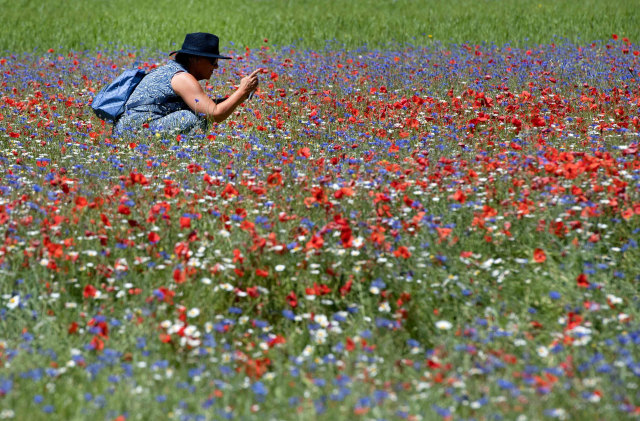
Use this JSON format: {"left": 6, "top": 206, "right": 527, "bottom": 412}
{"left": 1, "top": 37, "right": 640, "bottom": 420}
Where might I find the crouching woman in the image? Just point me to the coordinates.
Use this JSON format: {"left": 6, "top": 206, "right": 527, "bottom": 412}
{"left": 114, "top": 32, "right": 259, "bottom": 136}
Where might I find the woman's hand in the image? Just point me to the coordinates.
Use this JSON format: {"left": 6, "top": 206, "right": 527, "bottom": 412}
{"left": 238, "top": 69, "right": 261, "bottom": 97}
{"left": 172, "top": 67, "right": 262, "bottom": 123}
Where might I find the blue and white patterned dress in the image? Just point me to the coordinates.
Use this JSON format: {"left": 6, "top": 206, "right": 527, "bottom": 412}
{"left": 114, "top": 61, "right": 208, "bottom": 136}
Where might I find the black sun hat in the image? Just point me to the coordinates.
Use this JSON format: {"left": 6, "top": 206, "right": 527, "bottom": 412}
{"left": 170, "top": 32, "right": 232, "bottom": 60}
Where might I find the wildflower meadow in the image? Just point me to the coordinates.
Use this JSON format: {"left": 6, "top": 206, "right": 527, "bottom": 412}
{"left": 1, "top": 4, "right": 640, "bottom": 421}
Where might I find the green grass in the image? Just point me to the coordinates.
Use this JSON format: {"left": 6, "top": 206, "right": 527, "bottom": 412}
{"left": 2, "top": 0, "right": 639, "bottom": 53}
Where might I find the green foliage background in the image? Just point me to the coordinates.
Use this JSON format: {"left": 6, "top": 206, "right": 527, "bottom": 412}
{"left": 2, "top": 0, "right": 639, "bottom": 52}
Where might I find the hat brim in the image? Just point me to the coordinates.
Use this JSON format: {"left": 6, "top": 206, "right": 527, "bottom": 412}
{"left": 169, "top": 48, "right": 232, "bottom": 60}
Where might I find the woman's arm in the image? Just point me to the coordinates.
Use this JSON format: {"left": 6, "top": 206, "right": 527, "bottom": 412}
{"left": 171, "top": 69, "right": 260, "bottom": 123}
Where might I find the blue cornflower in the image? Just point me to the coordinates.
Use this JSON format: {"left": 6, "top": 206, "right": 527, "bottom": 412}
{"left": 497, "top": 379, "right": 514, "bottom": 389}
{"left": 251, "top": 381, "right": 267, "bottom": 396}
{"left": 202, "top": 397, "right": 215, "bottom": 409}
{"left": 282, "top": 309, "right": 296, "bottom": 320}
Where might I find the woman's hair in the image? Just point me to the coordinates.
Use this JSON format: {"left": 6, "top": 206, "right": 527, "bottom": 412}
{"left": 174, "top": 52, "right": 192, "bottom": 68}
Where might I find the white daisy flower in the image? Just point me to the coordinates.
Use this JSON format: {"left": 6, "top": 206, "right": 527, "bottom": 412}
{"left": 587, "top": 392, "right": 601, "bottom": 403}
{"left": 301, "top": 345, "right": 314, "bottom": 358}
{"left": 312, "top": 329, "right": 327, "bottom": 344}
{"left": 6, "top": 295, "right": 19, "bottom": 310}
{"left": 314, "top": 314, "right": 329, "bottom": 328}
{"left": 186, "top": 338, "right": 201, "bottom": 347}
{"left": 618, "top": 313, "right": 630, "bottom": 323}
{"left": 184, "top": 325, "right": 198, "bottom": 337}
{"left": 536, "top": 346, "right": 549, "bottom": 358}
{"left": 606, "top": 294, "right": 622, "bottom": 305}
{"left": 435, "top": 320, "right": 452, "bottom": 330}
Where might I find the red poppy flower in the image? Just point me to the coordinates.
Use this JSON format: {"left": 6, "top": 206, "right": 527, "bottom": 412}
{"left": 576, "top": 273, "right": 590, "bottom": 288}
{"left": 305, "top": 235, "right": 324, "bottom": 250}
{"left": 393, "top": 246, "right": 411, "bottom": 259}
{"left": 173, "top": 268, "right": 186, "bottom": 284}
{"left": 83, "top": 284, "right": 97, "bottom": 298}
{"left": 533, "top": 248, "right": 546, "bottom": 263}
{"left": 75, "top": 196, "right": 88, "bottom": 208}
{"left": 286, "top": 291, "right": 297, "bottom": 307}
{"left": 148, "top": 232, "right": 160, "bottom": 243}
{"left": 117, "top": 204, "right": 131, "bottom": 215}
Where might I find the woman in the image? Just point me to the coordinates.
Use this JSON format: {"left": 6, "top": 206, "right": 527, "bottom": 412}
{"left": 114, "top": 32, "right": 259, "bottom": 136}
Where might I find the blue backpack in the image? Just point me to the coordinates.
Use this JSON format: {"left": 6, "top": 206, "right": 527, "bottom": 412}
{"left": 91, "top": 68, "right": 148, "bottom": 122}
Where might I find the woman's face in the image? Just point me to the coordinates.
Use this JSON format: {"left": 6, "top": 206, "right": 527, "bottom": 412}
{"left": 194, "top": 56, "right": 218, "bottom": 80}
{"left": 207, "top": 57, "right": 219, "bottom": 75}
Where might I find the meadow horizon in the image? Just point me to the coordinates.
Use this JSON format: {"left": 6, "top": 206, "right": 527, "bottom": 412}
{"left": 1, "top": 0, "right": 639, "bottom": 53}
